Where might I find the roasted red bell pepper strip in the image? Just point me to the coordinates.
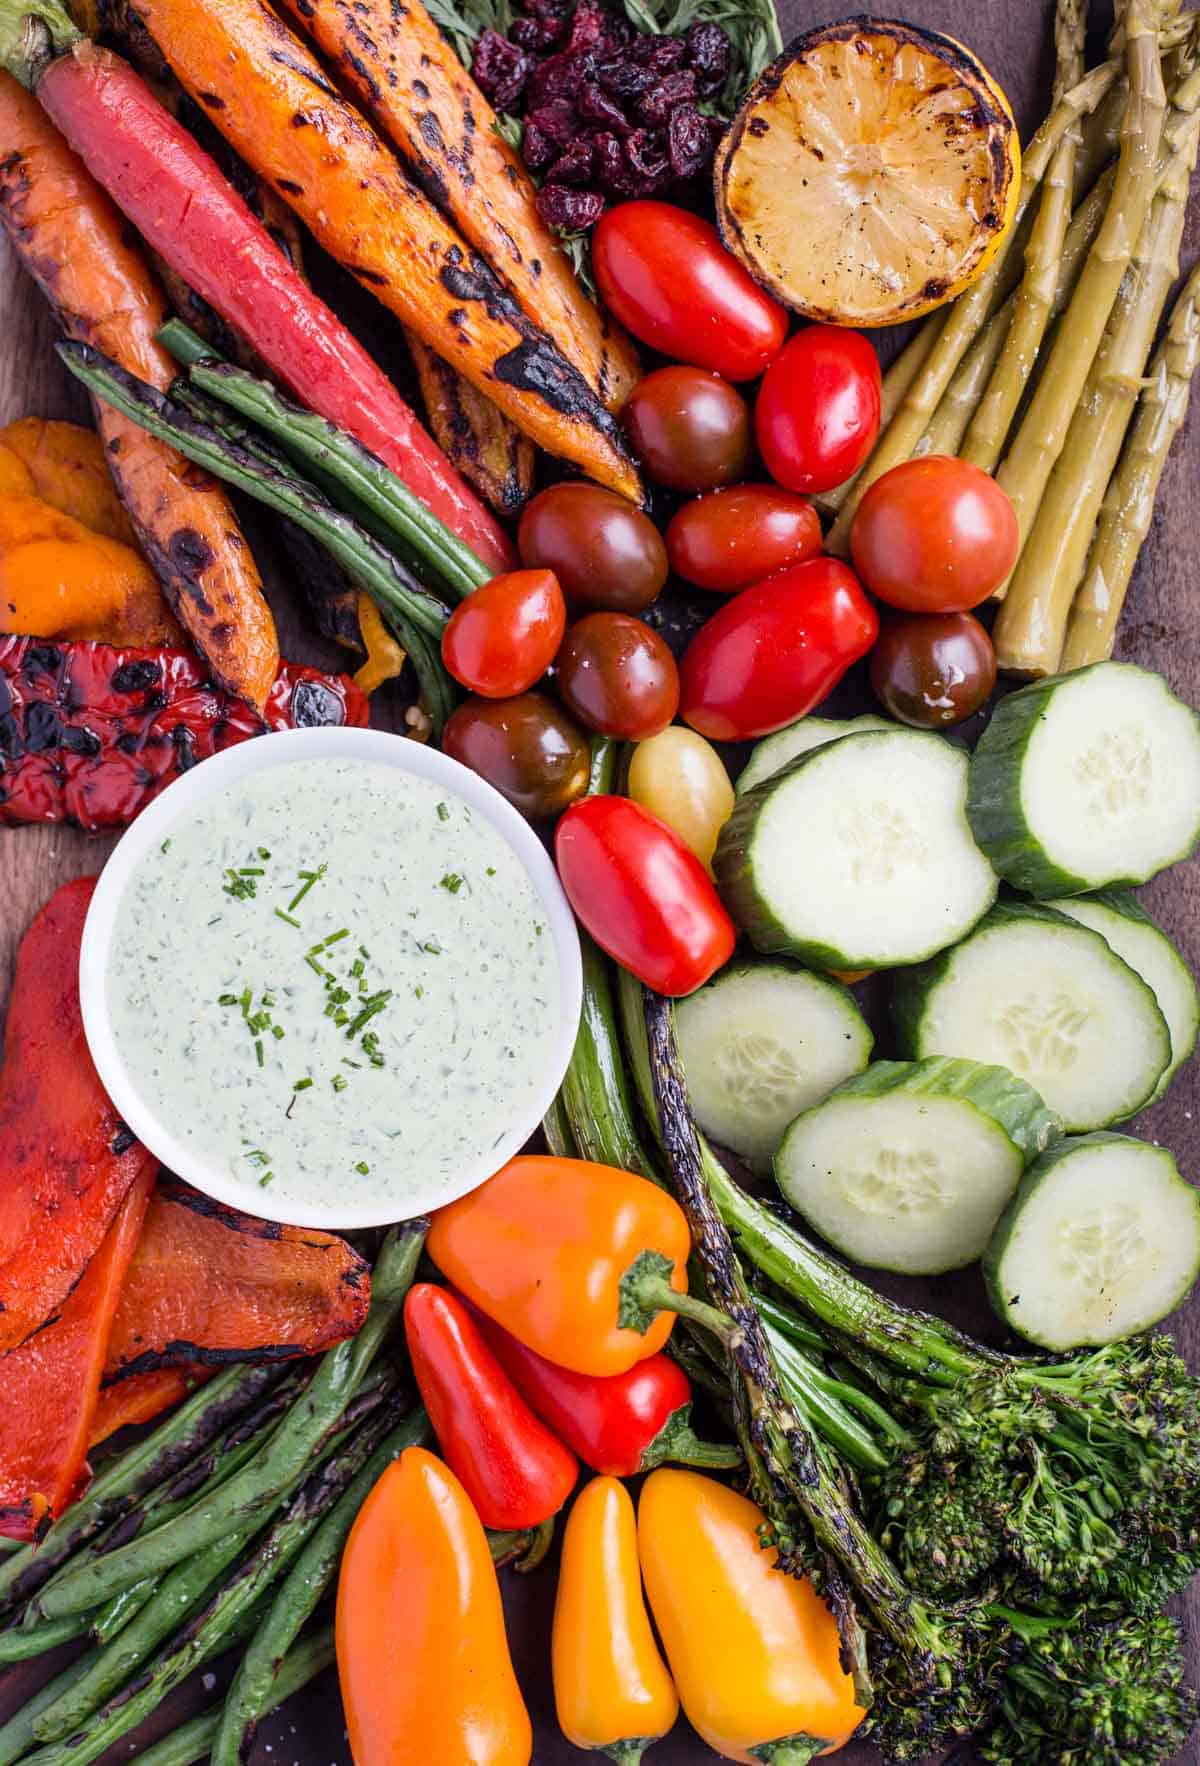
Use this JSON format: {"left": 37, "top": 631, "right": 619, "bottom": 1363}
{"left": 0, "top": 636, "right": 367, "bottom": 831}
{"left": 0, "top": 1164, "right": 155, "bottom": 1540}
{"left": 0, "top": 877, "right": 157, "bottom": 1355}
{"left": 554, "top": 795, "right": 736, "bottom": 997}
{"left": 403, "top": 1284, "right": 578, "bottom": 1530}
{"left": 31, "top": 38, "right": 513, "bottom": 575}
{"left": 463, "top": 1298, "right": 739, "bottom": 1479}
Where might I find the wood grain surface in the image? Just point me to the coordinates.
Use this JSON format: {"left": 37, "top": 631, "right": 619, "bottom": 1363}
{"left": 2, "top": 0, "right": 1198, "bottom": 1760}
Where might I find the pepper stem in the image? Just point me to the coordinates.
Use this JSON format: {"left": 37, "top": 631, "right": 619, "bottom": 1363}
{"left": 750, "top": 1736, "right": 832, "bottom": 1766}
{"left": 486, "top": 1516, "right": 555, "bottom": 1573}
{"left": 604, "top": 1748, "right": 646, "bottom": 1766}
{"left": 0, "top": 0, "right": 79, "bottom": 87}
{"left": 617, "top": 1255, "right": 733, "bottom": 1345}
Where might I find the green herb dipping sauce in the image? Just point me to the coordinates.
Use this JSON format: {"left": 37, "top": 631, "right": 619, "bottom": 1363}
{"left": 106, "top": 757, "right": 561, "bottom": 1213}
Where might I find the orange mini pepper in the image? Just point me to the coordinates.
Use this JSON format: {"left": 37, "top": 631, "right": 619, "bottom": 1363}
{"left": 553, "top": 1476, "right": 678, "bottom": 1766}
{"left": 336, "top": 1446, "right": 532, "bottom": 1766}
{"left": 427, "top": 1154, "right": 690, "bottom": 1377}
{"left": 637, "top": 1469, "right": 866, "bottom": 1765}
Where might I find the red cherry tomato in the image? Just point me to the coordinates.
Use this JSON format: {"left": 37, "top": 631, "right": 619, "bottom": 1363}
{"left": 621, "top": 367, "right": 750, "bottom": 493}
{"left": 755, "top": 327, "right": 882, "bottom": 495}
{"left": 666, "top": 485, "right": 822, "bottom": 593}
{"left": 850, "top": 455, "right": 1020, "bottom": 612}
{"left": 679, "top": 557, "right": 879, "bottom": 742}
{"left": 555, "top": 795, "right": 736, "bottom": 997}
{"left": 593, "top": 201, "right": 787, "bottom": 382}
{"left": 555, "top": 613, "right": 679, "bottom": 740}
{"left": 441, "top": 569, "right": 566, "bottom": 698}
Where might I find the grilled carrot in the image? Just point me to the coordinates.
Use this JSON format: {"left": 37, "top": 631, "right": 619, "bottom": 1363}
{"left": 0, "top": 71, "right": 279, "bottom": 707}
{"left": 408, "top": 334, "right": 536, "bottom": 520}
{"left": 116, "top": 0, "right": 641, "bottom": 499}
{"left": 277, "top": 0, "right": 640, "bottom": 414}
{"left": 5, "top": 23, "right": 518, "bottom": 572}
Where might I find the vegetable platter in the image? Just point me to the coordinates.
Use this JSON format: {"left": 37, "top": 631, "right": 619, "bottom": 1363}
{"left": 0, "top": 0, "right": 1199, "bottom": 1758}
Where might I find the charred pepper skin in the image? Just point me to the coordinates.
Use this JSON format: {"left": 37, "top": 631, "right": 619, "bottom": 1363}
{"left": 0, "top": 636, "right": 367, "bottom": 831}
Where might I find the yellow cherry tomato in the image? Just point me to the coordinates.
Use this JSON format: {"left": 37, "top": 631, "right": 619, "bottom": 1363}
{"left": 628, "top": 725, "right": 734, "bottom": 870}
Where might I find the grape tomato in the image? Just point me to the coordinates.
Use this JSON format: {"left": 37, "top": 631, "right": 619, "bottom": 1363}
{"left": 666, "top": 485, "right": 821, "bottom": 593}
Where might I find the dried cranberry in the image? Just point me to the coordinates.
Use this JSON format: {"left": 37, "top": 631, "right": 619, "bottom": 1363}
{"left": 578, "top": 79, "right": 631, "bottom": 132}
{"left": 537, "top": 184, "right": 606, "bottom": 230}
{"left": 528, "top": 51, "right": 589, "bottom": 107}
{"left": 526, "top": 96, "right": 580, "bottom": 145}
{"left": 566, "top": 3, "right": 605, "bottom": 54}
{"left": 472, "top": 30, "right": 531, "bottom": 109}
{"left": 637, "top": 67, "right": 696, "bottom": 124}
{"left": 667, "top": 103, "right": 718, "bottom": 180}
{"left": 522, "top": 119, "right": 557, "bottom": 170}
{"left": 596, "top": 57, "right": 654, "bottom": 98}
{"left": 625, "top": 125, "right": 671, "bottom": 190}
{"left": 510, "top": 17, "right": 542, "bottom": 48}
{"left": 597, "top": 11, "right": 635, "bottom": 51}
{"left": 631, "top": 34, "right": 686, "bottom": 72}
{"left": 685, "top": 20, "right": 732, "bottom": 93}
{"left": 593, "top": 129, "right": 628, "bottom": 193}
{"left": 551, "top": 138, "right": 596, "bottom": 183}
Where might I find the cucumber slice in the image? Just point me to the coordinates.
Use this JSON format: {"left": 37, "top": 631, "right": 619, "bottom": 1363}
{"left": 675, "top": 962, "right": 873, "bottom": 1171}
{"left": 967, "top": 661, "right": 1200, "bottom": 896}
{"left": 774, "top": 1058, "right": 1060, "bottom": 1275}
{"left": 984, "top": 1133, "right": 1200, "bottom": 1349}
{"left": 1048, "top": 891, "right": 1198, "bottom": 1106}
{"left": 737, "top": 714, "right": 892, "bottom": 796}
{"left": 714, "top": 729, "right": 997, "bottom": 970}
{"left": 893, "top": 901, "right": 1171, "bottom": 1132}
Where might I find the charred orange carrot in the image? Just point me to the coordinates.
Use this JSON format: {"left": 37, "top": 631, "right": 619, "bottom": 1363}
{"left": 408, "top": 335, "right": 535, "bottom": 521}
{"left": 0, "top": 73, "right": 279, "bottom": 707}
{"left": 112, "top": 0, "right": 641, "bottom": 499}
{"left": 276, "top": 0, "right": 639, "bottom": 414}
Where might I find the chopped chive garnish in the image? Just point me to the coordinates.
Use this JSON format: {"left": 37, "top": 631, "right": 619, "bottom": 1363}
{"left": 323, "top": 928, "right": 350, "bottom": 947}
{"left": 218, "top": 993, "right": 238, "bottom": 1007}
{"left": 346, "top": 992, "right": 391, "bottom": 1038}
{"left": 161, "top": 838, "right": 172, "bottom": 854}
{"left": 486, "top": 866, "right": 496, "bottom": 877}
{"left": 239, "top": 988, "right": 252, "bottom": 1018}
{"left": 257, "top": 847, "right": 271, "bottom": 860}
{"left": 245, "top": 1149, "right": 270, "bottom": 1165}
{"left": 272, "top": 1025, "right": 285, "bottom": 1040}
{"left": 255, "top": 1040, "right": 264, "bottom": 1067}
{"left": 262, "top": 992, "right": 275, "bottom": 1008}
{"left": 440, "top": 873, "right": 463, "bottom": 894}
{"left": 238, "top": 867, "right": 265, "bottom": 877}
{"left": 304, "top": 953, "right": 327, "bottom": 976}
{"left": 359, "top": 945, "right": 371, "bottom": 960}
{"left": 275, "top": 908, "right": 301, "bottom": 928}
{"left": 350, "top": 958, "right": 364, "bottom": 979}
{"left": 436, "top": 802, "right": 450, "bottom": 821}
{"left": 224, "top": 869, "right": 257, "bottom": 900}
{"left": 355, "top": 1161, "right": 370, "bottom": 1175}
{"left": 288, "top": 862, "right": 328, "bottom": 912}
{"left": 259, "top": 1172, "right": 275, "bottom": 1187}
{"left": 332, "top": 1074, "right": 348, "bottom": 1093}
{"left": 346, "top": 1059, "right": 362, "bottom": 1070}
{"left": 420, "top": 939, "right": 442, "bottom": 956}
{"left": 334, "top": 1009, "right": 350, "bottom": 1027}
{"left": 292, "top": 1077, "right": 313, "bottom": 1093}
{"left": 414, "top": 985, "right": 424, "bottom": 1000}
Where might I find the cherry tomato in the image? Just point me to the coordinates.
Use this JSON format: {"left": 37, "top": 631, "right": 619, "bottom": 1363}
{"left": 592, "top": 201, "right": 787, "bottom": 382}
{"left": 869, "top": 611, "right": 997, "bottom": 728}
{"left": 441, "top": 569, "right": 566, "bottom": 699}
{"left": 755, "top": 327, "right": 881, "bottom": 495}
{"left": 628, "top": 726, "right": 734, "bottom": 870}
{"left": 666, "top": 485, "right": 822, "bottom": 594}
{"left": 555, "top": 795, "right": 736, "bottom": 997}
{"left": 518, "top": 484, "right": 667, "bottom": 614}
{"left": 622, "top": 368, "right": 750, "bottom": 493}
{"left": 443, "top": 691, "right": 590, "bottom": 820}
{"left": 679, "top": 557, "right": 879, "bottom": 742}
{"left": 555, "top": 613, "right": 679, "bottom": 741}
{"left": 850, "top": 455, "right": 1019, "bottom": 612}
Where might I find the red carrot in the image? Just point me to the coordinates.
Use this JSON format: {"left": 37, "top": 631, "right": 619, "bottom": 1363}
{"left": 29, "top": 38, "right": 514, "bottom": 574}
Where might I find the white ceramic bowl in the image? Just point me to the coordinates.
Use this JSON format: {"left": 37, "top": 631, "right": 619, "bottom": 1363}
{"left": 80, "top": 726, "right": 582, "bottom": 1229}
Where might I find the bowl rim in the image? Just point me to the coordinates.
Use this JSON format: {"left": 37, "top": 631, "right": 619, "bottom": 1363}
{"left": 79, "top": 725, "right": 583, "bottom": 1229}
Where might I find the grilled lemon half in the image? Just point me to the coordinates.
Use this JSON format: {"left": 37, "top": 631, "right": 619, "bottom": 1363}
{"left": 714, "top": 17, "right": 1020, "bottom": 327}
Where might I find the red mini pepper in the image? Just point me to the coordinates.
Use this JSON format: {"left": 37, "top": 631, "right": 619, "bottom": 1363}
{"left": 403, "top": 1284, "right": 578, "bottom": 1531}
{"left": 463, "top": 1298, "right": 740, "bottom": 1480}
{"left": 555, "top": 795, "right": 736, "bottom": 997}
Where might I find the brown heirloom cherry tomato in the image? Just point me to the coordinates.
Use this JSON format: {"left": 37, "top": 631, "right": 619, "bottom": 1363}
{"left": 869, "top": 611, "right": 997, "bottom": 728}
{"left": 592, "top": 202, "right": 787, "bottom": 382}
{"left": 441, "top": 569, "right": 566, "bottom": 698}
{"left": 755, "top": 326, "right": 881, "bottom": 495}
{"left": 442, "top": 691, "right": 590, "bottom": 820}
{"left": 850, "top": 455, "right": 1019, "bottom": 612}
{"left": 555, "top": 614, "right": 679, "bottom": 741}
{"left": 621, "top": 367, "right": 750, "bottom": 493}
{"left": 666, "top": 485, "right": 822, "bottom": 593}
{"left": 518, "top": 484, "right": 667, "bottom": 614}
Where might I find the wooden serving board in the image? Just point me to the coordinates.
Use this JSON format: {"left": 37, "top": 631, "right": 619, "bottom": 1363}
{"left": 2, "top": 1, "right": 1199, "bottom": 1760}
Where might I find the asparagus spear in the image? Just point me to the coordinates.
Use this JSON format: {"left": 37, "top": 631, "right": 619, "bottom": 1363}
{"left": 991, "top": 0, "right": 1170, "bottom": 583}
{"left": 921, "top": 162, "right": 1116, "bottom": 457}
{"left": 824, "top": 51, "right": 1123, "bottom": 555}
{"left": 962, "top": 0, "right": 1089, "bottom": 470}
{"left": 210, "top": 1411, "right": 429, "bottom": 1766}
{"left": 993, "top": 104, "right": 1200, "bottom": 674}
{"left": 130, "top": 1626, "right": 337, "bottom": 1766}
{"left": 1062, "top": 261, "right": 1200, "bottom": 667}
{"left": 36, "top": 1225, "right": 425, "bottom": 1619}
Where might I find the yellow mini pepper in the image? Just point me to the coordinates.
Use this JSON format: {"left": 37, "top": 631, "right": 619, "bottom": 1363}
{"left": 553, "top": 1477, "right": 678, "bottom": 1766}
{"left": 638, "top": 1468, "right": 865, "bottom": 1764}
